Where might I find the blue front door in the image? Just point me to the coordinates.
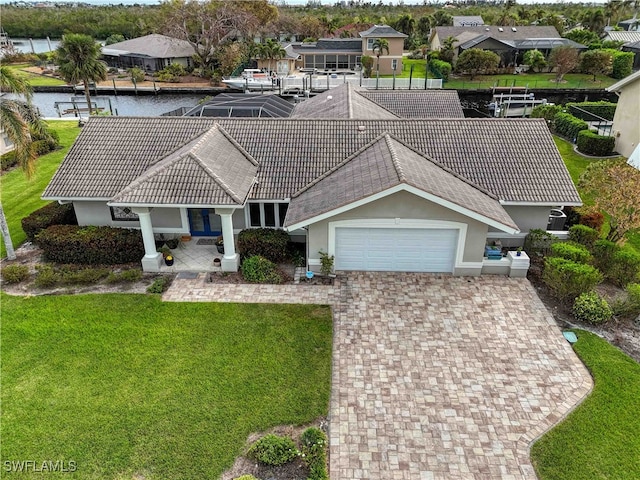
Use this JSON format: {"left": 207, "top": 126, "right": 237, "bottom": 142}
{"left": 188, "top": 209, "right": 221, "bottom": 236}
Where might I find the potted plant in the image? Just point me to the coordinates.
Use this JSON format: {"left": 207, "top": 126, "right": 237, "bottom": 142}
{"left": 158, "top": 246, "right": 172, "bottom": 259}
{"left": 215, "top": 235, "right": 224, "bottom": 254}
{"left": 165, "top": 254, "right": 174, "bottom": 266}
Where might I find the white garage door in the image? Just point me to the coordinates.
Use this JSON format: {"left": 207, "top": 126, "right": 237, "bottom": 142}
{"left": 335, "top": 227, "right": 458, "bottom": 272}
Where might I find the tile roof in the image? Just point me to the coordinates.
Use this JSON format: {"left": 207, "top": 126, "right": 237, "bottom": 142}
{"left": 434, "top": 25, "right": 560, "bottom": 43}
{"left": 109, "top": 126, "right": 257, "bottom": 206}
{"left": 604, "top": 31, "right": 640, "bottom": 43}
{"left": 453, "top": 16, "right": 485, "bottom": 27}
{"left": 359, "top": 25, "right": 408, "bottom": 38}
{"left": 358, "top": 90, "right": 465, "bottom": 118}
{"left": 43, "top": 117, "right": 581, "bottom": 207}
{"left": 285, "top": 134, "right": 517, "bottom": 230}
{"left": 291, "top": 84, "right": 398, "bottom": 119}
{"left": 101, "top": 34, "right": 194, "bottom": 59}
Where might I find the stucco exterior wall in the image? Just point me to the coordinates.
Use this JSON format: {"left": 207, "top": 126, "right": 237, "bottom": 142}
{"left": 502, "top": 206, "right": 552, "bottom": 233}
{"left": 362, "top": 37, "right": 404, "bottom": 75}
{"left": 73, "top": 201, "right": 184, "bottom": 232}
{"left": 611, "top": 79, "right": 640, "bottom": 158}
{"left": 307, "top": 190, "right": 488, "bottom": 271}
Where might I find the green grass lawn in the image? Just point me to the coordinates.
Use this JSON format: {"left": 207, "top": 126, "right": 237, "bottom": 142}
{"left": 0, "top": 121, "right": 80, "bottom": 258}
{"left": 4, "top": 62, "right": 67, "bottom": 86}
{"left": 1, "top": 293, "right": 333, "bottom": 479}
{"left": 531, "top": 329, "right": 640, "bottom": 479}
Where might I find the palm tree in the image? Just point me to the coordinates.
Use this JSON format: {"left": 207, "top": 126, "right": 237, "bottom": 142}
{"left": 0, "top": 67, "right": 50, "bottom": 260}
{"left": 57, "top": 33, "right": 107, "bottom": 115}
{"left": 372, "top": 38, "right": 390, "bottom": 75}
{"left": 270, "top": 41, "right": 287, "bottom": 75}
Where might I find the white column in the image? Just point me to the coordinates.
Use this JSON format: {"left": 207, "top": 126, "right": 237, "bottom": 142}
{"left": 215, "top": 208, "right": 239, "bottom": 272}
{"left": 132, "top": 207, "right": 162, "bottom": 272}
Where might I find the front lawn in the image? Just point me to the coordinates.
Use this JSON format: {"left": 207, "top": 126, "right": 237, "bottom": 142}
{"left": 444, "top": 73, "right": 616, "bottom": 90}
{"left": 0, "top": 120, "right": 80, "bottom": 258}
{"left": 531, "top": 330, "right": 640, "bottom": 479}
{"left": 1, "top": 293, "right": 333, "bottom": 479}
{"left": 4, "top": 63, "right": 67, "bottom": 86}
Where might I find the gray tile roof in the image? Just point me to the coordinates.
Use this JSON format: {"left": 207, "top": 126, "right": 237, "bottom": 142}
{"left": 101, "top": 34, "right": 195, "bottom": 59}
{"left": 43, "top": 117, "right": 581, "bottom": 207}
{"left": 604, "top": 31, "right": 640, "bottom": 43}
{"left": 291, "top": 84, "right": 398, "bottom": 119}
{"left": 285, "top": 134, "right": 517, "bottom": 230}
{"left": 434, "top": 25, "right": 560, "bottom": 44}
{"left": 359, "top": 25, "right": 408, "bottom": 38}
{"left": 358, "top": 90, "right": 465, "bottom": 118}
{"left": 453, "top": 16, "right": 485, "bottom": 27}
{"left": 109, "top": 126, "right": 257, "bottom": 206}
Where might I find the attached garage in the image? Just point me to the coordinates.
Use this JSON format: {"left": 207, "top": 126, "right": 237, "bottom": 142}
{"left": 335, "top": 227, "right": 458, "bottom": 272}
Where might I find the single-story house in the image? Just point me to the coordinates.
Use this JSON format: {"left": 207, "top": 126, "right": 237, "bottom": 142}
{"left": 452, "top": 16, "right": 485, "bottom": 27}
{"left": 430, "top": 25, "right": 586, "bottom": 66}
{"left": 101, "top": 34, "right": 195, "bottom": 72}
{"left": 606, "top": 69, "right": 640, "bottom": 164}
{"left": 42, "top": 111, "right": 580, "bottom": 275}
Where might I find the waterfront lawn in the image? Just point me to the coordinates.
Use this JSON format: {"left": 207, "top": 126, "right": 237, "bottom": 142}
{"left": 444, "top": 73, "right": 616, "bottom": 90}
{"left": 0, "top": 121, "right": 80, "bottom": 258}
{"left": 5, "top": 62, "right": 67, "bottom": 86}
{"left": 531, "top": 330, "right": 640, "bottom": 480}
{"left": 1, "top": 293, "right": 333, "bottom": 479}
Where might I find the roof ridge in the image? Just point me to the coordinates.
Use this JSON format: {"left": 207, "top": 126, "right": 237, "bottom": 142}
{"left": 384, "top": 133, "right": 406, "bottom": 182}
{"left": 353, "top": 89, "right": 400, "bottom": 118}
{"left": 215, "top": 124, "right": 260, "bottom": 166}
{"left": 291, "top": 132, "right": 390, "bottom": 198}
{"left": 190, "top": 153, "right": 244, "bottom": 204}
{"left": 347, "top": 83, "right": 354, "bottom": 119}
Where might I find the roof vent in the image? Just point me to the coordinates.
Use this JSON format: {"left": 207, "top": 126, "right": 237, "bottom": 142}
{"left": 485, "top": 27, "right": 490, "bottom": 31}
{"left": 327, "top": 95, "right": 333, "bottom": 100}
{"left": 498, "top": 27, "right": 504, "bottom": 32}
{"left": 512, "top": 27, "right": 517, "bottom": 32}
{"left": 358, "top": 125, "right": 366, "bottom": 132}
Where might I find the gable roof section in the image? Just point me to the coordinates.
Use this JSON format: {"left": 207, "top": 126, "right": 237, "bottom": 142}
{"left": 109, "top": 126, "right": 257, "bottom": 206}
{"left": 284, "top": 134, "right": 518, "bottom": 232}
{"left": 358, "top": 90, "right": 465, "bottom": 118}
{"left": 434, "top": 25, "right": 560, "bottom": 44}
{"left": 101, "top": 34, "right": 194, "bottom": 59}
{"left": 291, "top": 83, "right": 398, "bottom": 119}
{"left": 359, "top": 25, "right": 408, "bottom": 38}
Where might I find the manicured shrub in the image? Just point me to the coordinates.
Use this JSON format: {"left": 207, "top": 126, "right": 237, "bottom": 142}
{"left": 578, "top": 209, "right": 605, "bottom": 232}
{"left": 237, "top": 228, "right": 290, "bottom": 263}
{"left": 553, "top": 112, "right": 588, "bottom": 140}
{"left": 543, "top": 257, "right": 603, "bottom": 300}
{"left": 609, "top": 249, "right": 640, "bottom": 287}
{"left": 146, "top": 276, "right": 172, "bottom": 294}
{"left": 530, "top": 104, "right": 563, "bottom": 127}
{"left": 573, "top": 291, "right": 612, "bottom": 324}
{"left": 612, "top": 283, "right": 640, "bottom": 317}
{"left": 106, "top": 269, "right": 143, "bottom": 283}
{"left": 35, "top": 225, "right": 144, "bottom": 265}
{"left": 241, "top": 255, "right": 283, "bottom": 284}
{"left": 34, "top": 265, "right": 62, "bottom": 288}
{"left": 602, "top": 49, "right": 634, "bottom": 79}
{"left": 567, "top": 101, "right": 617, "bottom": 121}
{"left": 22, "top": 202, "right": 77, "bottom": 241}
{"left": 550, "top": 241, "right": 592, "bottom": 264}
{"left": 427, "top": 59, "right": 452, "bottom": 81}
{"left": 524, "top": 229, "right": 558, "bottom": 256}
{"left": 568, "top": 224, "right": 600, "bottom": 250}
{"left": 233, "top": 476, "right": 259, "bottom": 480}
{"left": 1, "top": 151, "right": 18, "bottom": 171}
{"left": 301, "top": 427, "right": 329, "bottom": 480}
{"left": 129, "top": 67, "right": 145, "bottom": 83}
{"left": 1, "top": 264, "right": 30, "bottom": 284}
{"left": 59, "top": 266, "right": 111, "bottom": 285}
{"left": 577, "top": 130, "right": 615, "bottom": 156}
{"left": 593, "top": 239, "right": 621, "bottom": 275}
{"left": 249, "top": 434, "right": 298, "bottom": 466}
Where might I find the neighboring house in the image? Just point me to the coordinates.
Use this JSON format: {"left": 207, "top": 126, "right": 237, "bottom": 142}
{"left": 430, "top": 25, "right": 585, "bottom": 66}
{"left": 606, "top": 69, "right": 640, "bottom": 165}
{"left": 617, "top": 15, "right": 640, "bottom": 31}
{"left": 287, "top": 38, "right": 362, "bottom": 73}
{"left": 452, "top": 16, "right": 485, "bottom": 27}
{"left": 255, "top": 44, "right": 301, "bottom": 74}
{"left": 601, "top": 30, "right": 640, "bottom": 44}
{"left": 101, "top": 34, "right": 195, "bottom": 72}
{"left": 42, "top": 98, "right": 580, "bottom": 275}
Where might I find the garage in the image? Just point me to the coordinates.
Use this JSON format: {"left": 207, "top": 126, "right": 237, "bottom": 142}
{"left": 334, "top": 227, "right": 458, "bottom": 272}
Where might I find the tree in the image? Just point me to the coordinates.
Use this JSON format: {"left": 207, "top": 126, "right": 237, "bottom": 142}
{"left": 563, "top": 29, "right": 600, "bottom": 47}
{"left": 161, "top": 0, "right": 277, "bottom": 76}
{"left": 580, "top": 49, "right": 613, "bottom": 80}
{"left": 439, "top": 36, "right": 457, "bottom": 65}
{"left": 372, "top": 38, "right": 389, "bottom": 75}
{"left": 579, "top": 159, "right": 640, "bottom": 243}
{"left": 56, "top": 34, "right": 107, "bottom": 115}
{"left": 523, "top": 49, "right": 547, "bottom": 73}
{"left": 549, "top": 45, "right": 579, "bottom": 82}
{"left": 0, "top": 67, "right": 51, "bottom": 260}
{"left": 105, "top": 34, "right": 125, "bottom": 45}
{"left": 455, "top": 49, "right": 500, "bottom": 80}
{"left": 582, "top": 9, "right": 607, "bottom": 33}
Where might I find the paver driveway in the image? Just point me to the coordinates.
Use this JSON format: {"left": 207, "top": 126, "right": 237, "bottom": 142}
{"left": 330, "top": 273, "right": 592, "bottom": 479}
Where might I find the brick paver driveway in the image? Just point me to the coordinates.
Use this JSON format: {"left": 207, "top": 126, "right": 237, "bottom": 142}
{"left": 330, "top": 273, "right": 592, "bottom": 479}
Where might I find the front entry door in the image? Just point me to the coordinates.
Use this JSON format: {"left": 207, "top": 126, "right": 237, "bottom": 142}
{"left": 188, "top": 209, "right": 222, "bottom": 236}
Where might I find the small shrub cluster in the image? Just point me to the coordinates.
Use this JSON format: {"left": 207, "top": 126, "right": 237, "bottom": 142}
{"left": 146, "top": 276, "right": 172, "bottom": 294}
{"left": 156, "top": 63, "right": 186, "bottom": 82}
{"left": 612, "top": 283, "right": 640, "bottom": 317}
{"left": 601, "top": 49, "right": 634, "bottom": 79}
{"left": 427, "top": 59, "right": 452, "bottom": 80}
{"left": 577, "top": 130, "right": 615, "bottom": 156}
{"left": 593, "top": 239, "right": 619, "bottom": 273}
{"left": 237, "top": 228, "right": 290, "bottom": 263}
{"left": 553, "top": 112, "right": 589, "bottom": 141}
{"left": 530, "top": 104, "right": 563, "bottom": 127}
{"left": 21, "top": 202, "right": 77, "bottom": 241}
{"left": 567, "top": 101, "right": 617, "bottom": 121}
{"left": 1, "top": 151, "right": 18, "bottom": 171}
{"left": 241, "top": 255, "right": 283, "bottom": 284}
{"left": 573, "top": 291, "right": 612, "bottom": 324}
{"left": 524, "top": 229, "right": 558, "bottom": 256}
{"left": 578, "top": 209, "right": 605, "bottom": 232}
{"left": 1, "top": 264, "right": 30, "bottom": 284}
{"left": 550, "top": 241, "right": 592, "bottom": 264}
{"left": 248, "top": 434, "right": 298, "bottom": 466}
{"left": 35, "top": 225, "right": 144, "bottom": 265}
{"left": 106, "top": 269, "right": 143, "bottom": 284}
{"left": 568, "top": 224, "right": 600, "bottom": 250}
{"left": 129, "top": 67, "right": 145, "bottom": 83}
{"left": 301, "top": 427, "right": 329, "bottom": 480}
{"left": 543, "top": 257, "right": 603, "bottom": 300}
{"left": 33, "top": 265, "right": 111, "bottom": 288}
{"left": 609, "top": 249, "right": 640, "bottom": 287}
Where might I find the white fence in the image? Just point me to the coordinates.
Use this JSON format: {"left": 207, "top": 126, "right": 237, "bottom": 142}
{"left": 279, "top": 75, "right": 442, "bottom": 93}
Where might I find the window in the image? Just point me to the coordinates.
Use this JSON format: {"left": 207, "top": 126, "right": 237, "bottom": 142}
{"left": 247, "top": 202, "right": 289, "bottom": 229}
{"left": 366, "top": 38, "right": 378, "bottom": 50}
{"left": 110, "top": 206, "right": 139, "bottom": 221}
{"left": 391, "top": 59, "right": 398, "bottom": 71}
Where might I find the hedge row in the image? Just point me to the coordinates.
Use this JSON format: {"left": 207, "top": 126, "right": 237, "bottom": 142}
{"left": 237, "top": 228, "right": 289, "bottom": 263}
{"left": 35, "top": 225, "right": 145, "bottom": 265}
{"left": 577, "top": 129, "right": 615, "bottom": 156}
{"left": 553, "top": 112, "right": 588, "bottom": 140}
{"left": 567, "top": 101, "right": 617, "bottom": 121}
{"left": 602, "top": 49, "right": 634, "bottom": 79}
{"left": 428, "top": 59, "right": 452, "bottom": 81}
{"left": 21, "top": 202, "right": 77, "bottom": 241}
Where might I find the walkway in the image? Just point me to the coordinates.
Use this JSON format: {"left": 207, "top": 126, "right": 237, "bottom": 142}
{"left": 163, "top": 273, "right": 592, "bottom": 479}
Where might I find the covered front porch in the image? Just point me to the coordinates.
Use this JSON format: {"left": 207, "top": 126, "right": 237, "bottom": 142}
{"left": 158, "top": 236, "right": 226, "bottom": 273}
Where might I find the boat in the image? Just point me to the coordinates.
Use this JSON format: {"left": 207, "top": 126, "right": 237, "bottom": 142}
{"left": 488, "top": 91, "right": 548, "bottom": 118}
{"left": 0, "top": 29, "right": 13, "bottom": 51}
{"left": 222, "top": 69, "right": 279, "bottom": 91}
